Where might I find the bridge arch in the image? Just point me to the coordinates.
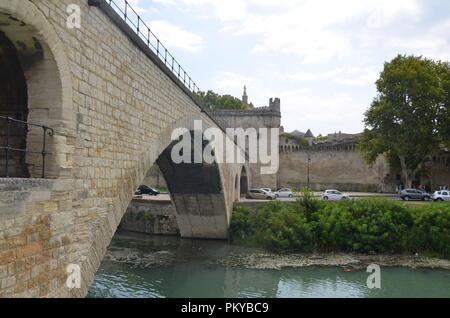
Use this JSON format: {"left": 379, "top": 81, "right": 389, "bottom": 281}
{"left": 0, "top": 0, "right": 74, "bottom": 178}
{"left": 101, "top": 112, "right": 249, "bottom": 240}
{"left": 155, "top": 130, "right": 228, "bottom": 238}
{"left": 234, "top": 174, "right": 239, "bottom": 202}
{"left": 240, "top": 166, "right": 249, "bottom": 196}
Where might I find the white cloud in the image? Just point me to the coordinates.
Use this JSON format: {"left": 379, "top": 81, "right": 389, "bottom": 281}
{"left": 115, "top": 0, "right": 154, "bottom": 14}
{"left": 147, "top": 20, "right": 204, "bottom": 53}
{"left": 152, "top": 0, "right": 422, "bottom": 63}
{"left": 210, "top": 71, "right": 368, "bottom": 134}
{"left": 142, "top": 0, "right": 449, "bottom": 135}
{"left": 387, "top": 19, "right": 450, "bottom": 61}
{"left": 288, "top": 67, "right": 379, "bottom": 87}
{"left": 212, "top": 72, "right": 256, "bottom": 93}
{"left": 280, "top": 89, "right": 367, "bottom": 134}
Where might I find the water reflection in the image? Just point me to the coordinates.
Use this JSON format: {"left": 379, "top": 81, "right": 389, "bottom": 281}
{"left": 88, "top": 232, "right": 450, "bottom": 298}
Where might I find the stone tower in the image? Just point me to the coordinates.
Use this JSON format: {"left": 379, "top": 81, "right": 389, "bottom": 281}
{"left": 242, "top": 85, "right": 248, "bottom": 105}
{"left": 211, "top": 96, "right": 281, "bottom": 189}
{"left": 269, "top": 98, "right": 281, "bottom": 113}
{"left": 305, "top": 129, "right": 314, "bottom": 146}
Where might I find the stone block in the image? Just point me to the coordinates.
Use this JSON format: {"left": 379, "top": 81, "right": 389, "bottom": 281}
{"left": 16, "top": 243, "right": 44, "bottom": 259}
{"left": 1, "top": 276, "right": 16, "bottom": 289}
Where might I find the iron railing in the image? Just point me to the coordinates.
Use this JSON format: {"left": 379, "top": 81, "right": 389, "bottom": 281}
{"left": 101, "top": 0, "right": 201, "bottom": 94}
{"left": 0, "top": 115, "right": 54, "bottom": 178}
{"left": 89, "top": 0, "right": 247, "bottom": 158}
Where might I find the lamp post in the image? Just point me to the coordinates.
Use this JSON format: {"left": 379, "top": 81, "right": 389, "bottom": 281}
{"left": 307, "top": 152, "right": 311, "bottom": 190}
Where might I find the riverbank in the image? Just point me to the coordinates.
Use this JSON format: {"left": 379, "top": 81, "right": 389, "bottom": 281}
{"left": 217, "top": 252, "right": 450, "bottom": 271}
{"left": 103, "top": 232, "right": 450, "bottom": 271}
{"left": 104, "top": 245, "right": 450, "bottom": 271}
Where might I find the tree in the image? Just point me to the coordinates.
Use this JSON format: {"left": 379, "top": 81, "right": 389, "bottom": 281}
{"left": 437, "top": 62, "right": 450, "bottom": 149}
{"left": 281, "top": 133, "right": 309, "bottom": 147}
{"left": 195, "top": 90, "right": 248, "bottom": 111}
{"left": 358, "top": 55, "right": 450, "bottom": 188}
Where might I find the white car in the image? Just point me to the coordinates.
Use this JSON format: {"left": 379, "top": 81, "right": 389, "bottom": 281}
{"left": 321, "top": 190, "right": 350, "bottom": 201}
{"left": 262, "top": 188, "right": 273, "bottom": 193}
{"left": 274, "top": 188, "right": 294, "bottom": 198}
{"left": 432, "top": 190, "right": 450, "bottom": 202}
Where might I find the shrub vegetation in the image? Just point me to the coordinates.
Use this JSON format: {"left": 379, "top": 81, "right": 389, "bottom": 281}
{"left": 230, "top": 192, "right": 450, "bottom": 259}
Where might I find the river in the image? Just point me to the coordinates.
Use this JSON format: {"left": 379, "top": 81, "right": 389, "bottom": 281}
{"left": 87, "top": 232, "right": 450, "bottom": 298}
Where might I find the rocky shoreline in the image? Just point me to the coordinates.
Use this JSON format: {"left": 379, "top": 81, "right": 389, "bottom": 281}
{"left": 104, "top": 245, "right": 450, "bottom": 271}
{"left": 103, "top": 247, "right": 177, "bottom": 268}
{"left": 217, "top": 253, "right": 450, "bottom": 271}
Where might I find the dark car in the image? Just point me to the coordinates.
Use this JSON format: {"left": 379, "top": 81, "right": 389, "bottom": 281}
{"left": 399, "top": 189, "right": 431, "bottom": 201}
{"left": 135, "top": 185, "right": 160, "bottom": 196}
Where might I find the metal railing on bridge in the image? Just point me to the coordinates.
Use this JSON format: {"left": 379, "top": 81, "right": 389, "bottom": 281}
{"left": 99, "top": 0, "right": 201, "bottom": 95}
{"left": 0, "top": 114, "right": 54, "bottom": 178}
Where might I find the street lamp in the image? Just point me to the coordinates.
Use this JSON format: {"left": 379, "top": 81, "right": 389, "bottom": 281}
{"left": 307, "top": 152, "right": 311, "bottom": 190}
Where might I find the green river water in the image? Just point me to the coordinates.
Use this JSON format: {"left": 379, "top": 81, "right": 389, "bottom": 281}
{"left": 88, "top": 232, "right": 450, "bottom": 298}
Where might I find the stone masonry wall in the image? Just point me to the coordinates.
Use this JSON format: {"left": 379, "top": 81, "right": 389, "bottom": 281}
{"left": 142, "top": 165, "right": 167, "bottom": 189}
{"left": 278, "top": 150, "right": 394, "bottom": 192}
{"left": 213, "top": 107, "right": 281, "bottom": 189}
{"left": 119, "top": 198, "right": 179, "bottom": 236}
{"left": 0, "top": 178, "right": 73, "bottom": 297}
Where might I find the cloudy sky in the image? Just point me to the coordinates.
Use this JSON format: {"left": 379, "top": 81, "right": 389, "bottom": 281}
{"left": 120, "top": 0, "right": 450, "bottom": 135}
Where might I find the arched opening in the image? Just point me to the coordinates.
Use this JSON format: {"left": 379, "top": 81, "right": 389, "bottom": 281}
{"left": 119, "top": 130, "right": 229, "bottom": 239}
{"left": 0, "top": 31, "right": 28, "bottom": 177}
{"left": 234, "top": 174, "right": 239, "bottom": 202}
{"left": 0, "top": 9, "right": 71, "bottom": 179}
{"left": 240, "top": 166, "right": 249, "bottom": 196}
{"left": 153, "top": 131, "right": 228, "bottom": 238}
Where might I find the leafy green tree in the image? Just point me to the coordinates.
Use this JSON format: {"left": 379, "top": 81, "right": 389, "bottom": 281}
{"left": 195, "top": 90, "right": 248, "bottom": 111}
{"left": 437, "top": 62, "right": 450, "bottom": 149}
{"left": 358, "top": 55, "right": 450, "bottom": 188}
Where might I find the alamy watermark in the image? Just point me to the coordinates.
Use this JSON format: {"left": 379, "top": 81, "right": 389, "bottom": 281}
{"left": 66, "top": 264, "right": 81, "bottom": 289}
{"left": 366, "top": 264, "right": 381, "bottom": 289}
{"left": 170, "top": 120, "right": 279, "bottom": 175}
{"left": 66, "top": 4, "right": 81, "bottom": 29}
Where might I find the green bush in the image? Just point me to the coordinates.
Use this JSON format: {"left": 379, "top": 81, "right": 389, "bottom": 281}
{"left": 230, "top": 199, "right": 450, "bottom": 259}
{"left": 314, "top": 199, "right": 414, "bottom": 253}
{"left": 229, "top": 206, "right": 255, "bottom": 242}
{"left": 296, "top": 188, "right": 324, "bottom": 220}
{"left": 409, "top": 205, "right": 450, "bottom": 257}
{"left": 254, "top": 202, "right": 314, "bottom": 252}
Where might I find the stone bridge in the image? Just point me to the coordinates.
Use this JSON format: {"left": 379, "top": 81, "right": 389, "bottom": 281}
{"left": 0, "top": 0, "right": 251, "bottom": 297}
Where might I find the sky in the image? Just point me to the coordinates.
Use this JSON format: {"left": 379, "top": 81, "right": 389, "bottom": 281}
{"left": 119, "top": 0, "right": 450, "bottom": 135}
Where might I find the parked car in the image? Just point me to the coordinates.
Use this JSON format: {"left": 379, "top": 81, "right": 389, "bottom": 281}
{"left": 262, "top": 188, "right": 273, "bottom": 193}
{"left": 135, "top": 185, "right": 160, "bottom": 196}
{"left": 399, "top": 189, "right": 431, "bottom": 201}
{"left": 247, "top": 189, "right": 277, "bottom": 200}
{"left": 321, "top": 190, "right": 350, "bottom": 201}
{"left": 274, "top": 188, "right": 294, "bottom": 198}
{"left": 432, "top": 190, "right": 450, "bottom": 202}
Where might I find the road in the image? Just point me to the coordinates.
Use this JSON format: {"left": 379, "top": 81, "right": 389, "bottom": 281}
{"left": 135, "top": 192, "right": 437, "bottom": 204}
